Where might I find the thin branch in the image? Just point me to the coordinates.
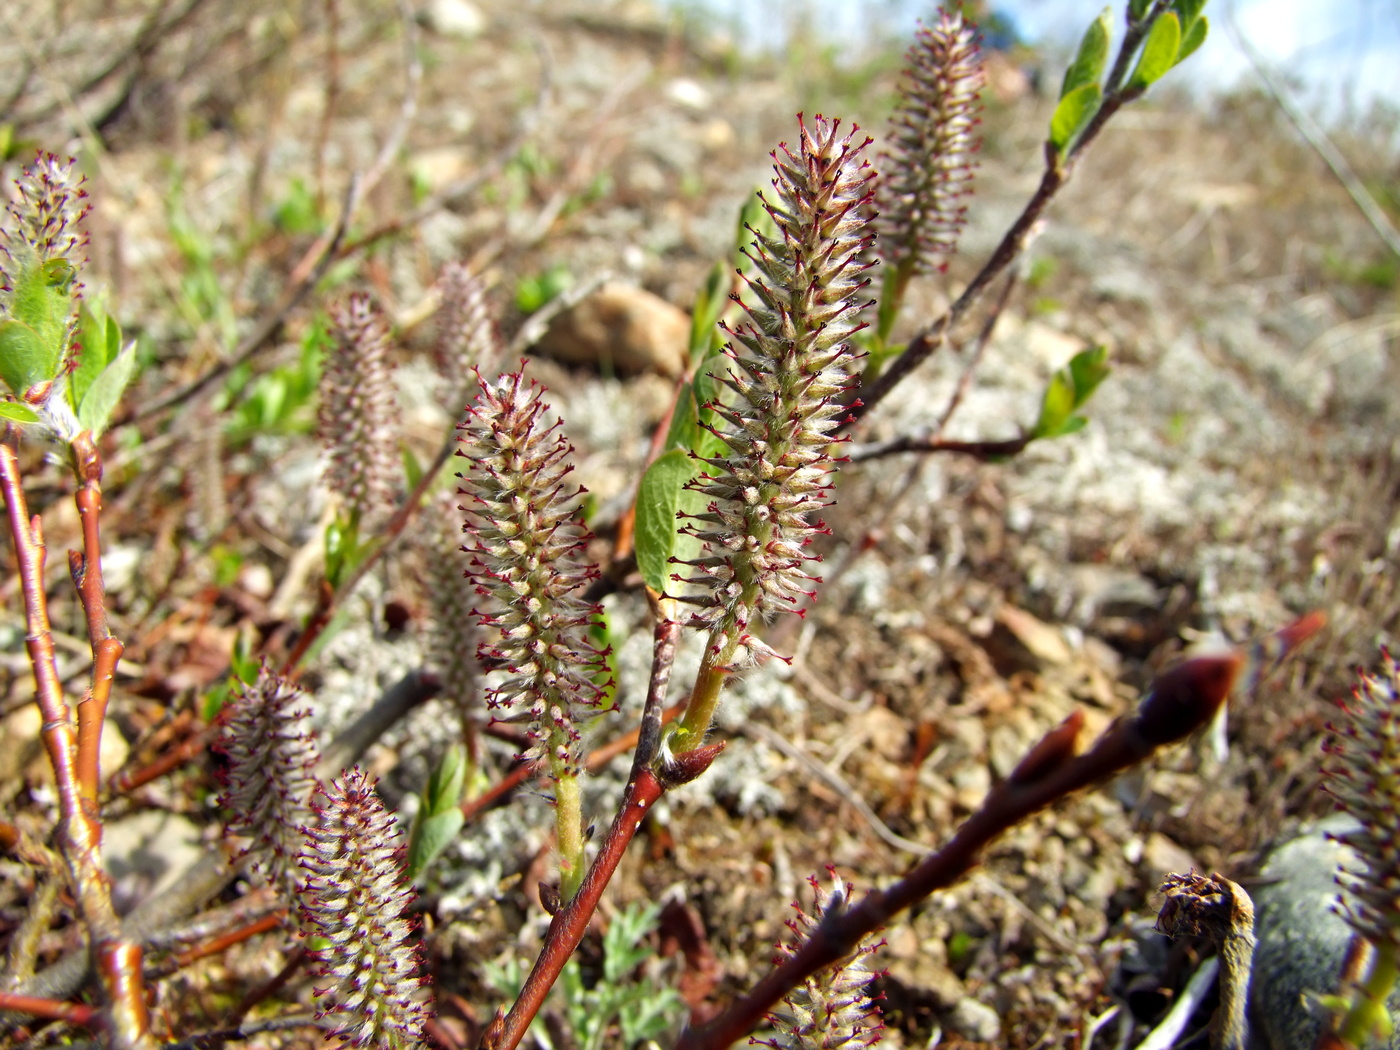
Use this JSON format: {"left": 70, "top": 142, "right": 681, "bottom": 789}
{"left": 673, "top": 651, "right": 1247, "bottom": 1050}
{"left": 0, "top": 435, "right": 154, "bottom": 1050}
{"left": 1226, "top": 1, "right": 1400, "bottom": 260}
{"left": 850, "top": 4, "right": 1167, "bottom": 426}
{"left": 481, "top": 744, "right": 725, "bottom": 1050}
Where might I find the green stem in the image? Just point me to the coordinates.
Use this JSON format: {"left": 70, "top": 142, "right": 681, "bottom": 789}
{"left": 1339, "top": 941, "right": 1398, "bottom": 1047}
{"left": 553, "top": 771, "right": 585, "bottom": 901}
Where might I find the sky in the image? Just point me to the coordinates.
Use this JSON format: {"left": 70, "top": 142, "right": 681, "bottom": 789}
{"left": 661, "top": 0, "right": 1400, "bottom": 119}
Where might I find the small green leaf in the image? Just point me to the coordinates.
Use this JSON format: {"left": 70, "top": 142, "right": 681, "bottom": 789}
{"left": 405, "top": 808, "right": 466, "bottom": 882}
{"left": 634, "top": 449, "right": 694, "bottom": 594}
{"left": 77, "top": 342, "right": 137, "bottom": 435}
{"left": 71, "top": 304, "right": 112, "bottom": 409}
{"left": 1129, "top": 0, "right": 1152, "bottom": 20}
{"left": 1060, "top": 8, "right": 1111, "bottom": 99}
{"left": 1032, "top": 371, "right": 1076, "bottom": 438}
{"left": 1049, "top": 83, "right": 1102, "bottom": 156}
{"left": 1068, "top": 345, "right": 1111, "bottom": 403}
{"left": 0, "top": 402, "right": 40, "bottom": 425}
{"left": 402, "top": 444, "right": 423, "bottom": 491}
{"left": 1129, "top": 11, "right": 1181, "bottom": 90}
{"left": 1175, "top": 14, "right": 1208, "bottom": 65}
{"left": 0, "top": 319, "right": 58, "bottom": 401}
{"left": 426, "top": 744, "right": 468, "bottom": 816}
{"left": 688, "top": 262, "right": 729, "bottom": 361}
{"left": 325, "top": 516, "right": 349, "bottom": 587}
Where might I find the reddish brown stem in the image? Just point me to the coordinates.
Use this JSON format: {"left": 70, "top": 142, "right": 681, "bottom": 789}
{"left": 69, "top": 433, "right": 125, "bottom": 801}
{"left": 0, "top": 990, "right": 97, "bottom": 1026}
{"left": 481, "top": 768, "right": 662, "bottom": 1050}
{"left": 477, "top": 621, "right": 692, "bottom": 1050}
{"left": 1, "top": 434, "right": 154, "bottom": 1050}
{"left": 849, "top": 432, "right": 1031, "bottom": 463}
{"left": 171, "top": 911, "right": 288, "bottom": 969}
{"left": 673, "top": 652, "right": 1244, "bottom": 1050}
{"left": 462, "top": 701, "right": 686, "bottom": 823}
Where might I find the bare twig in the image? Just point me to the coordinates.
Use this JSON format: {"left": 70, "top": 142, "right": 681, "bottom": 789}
{"left": 673, "top": 650, "right": 1246, "bottom": 1050}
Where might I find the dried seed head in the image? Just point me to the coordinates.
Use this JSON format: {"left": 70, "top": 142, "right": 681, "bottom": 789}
{"left": 457, "top": 368, "right": 612, "bottom": 776}
{"left": 319, "top": 292, "right": 401, "bottom": 525}
{"left": 875, "top": 9, "right": 984, "bottom": 277}
{"left": 213, "top": 663, "right": 321, "bottom": 901}
{"left": 299, "top": 768, "right": 427, "bottom": 1050}
{"left": 672, "top": 115, "right": 874, "bottom": 666}
{"left": 755, "top": 870, "right": 885, "bottom": 1050}
{"left": 1324, "top": 650, "right": 1400, "bottom": 954}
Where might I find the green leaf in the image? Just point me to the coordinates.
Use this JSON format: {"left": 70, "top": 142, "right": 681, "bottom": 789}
{"left": 1129, "top": 11, "right": 1181, "bottom": 89}
{"left": 1129, "top": 0, "right": 1152, "bottom": 20}
{"left": 1060, "top": 8, "right": 1111, "bottom": 99}
{"left": 77, "top": 342, "right": 137, "bottom": 435}
{"left": 1032, "top": 346, "right": 1111, "bottom": 439}
{"left": 1175, "top": 14, "right": 1208, "bottom": 65}
{"left": 402, "top": 444, "right": 423, "bottom": 490}
{"left": 0, "top": 319, "right": 58, "bottom": 401}
{"left": 1032, "top": 371, "right": 1076, "bottom": 438}
{"left": 1049, "top": 83, "right": 1102, "bottom": 156}
{"left": 1068, "top": 345, "right": 1111, "bottom": 403}
{"left": 688, "top": 262, "right": 729, "bottom": 362}
{"left": 71, "top": 304, "right": 113, "bottom": 409}
{"left": 1172, "top": 0, "right": 1207, "bottom": 32}
{"left": 634, "top": 449, "right": 694, "bottom": 594}
{"left": 406, "top": 808, "right": 465, "bottom": 882}
{"left": 425, "top": 745, "right": 468, "bottom": 816}
{"left": 0, "top": 401, "right": 40, "bottom": 425}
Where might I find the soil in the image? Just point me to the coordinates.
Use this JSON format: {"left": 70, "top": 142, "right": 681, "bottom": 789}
{"left": 1, "top": 1, "right": 1398, "bottom": 1048}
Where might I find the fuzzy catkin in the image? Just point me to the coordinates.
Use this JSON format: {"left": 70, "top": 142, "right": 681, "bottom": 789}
{"left": 671, "top": 114, "right": 875, "bottom": 668}
{"left": 875, "top": 9, "right": 984, "bottom": 276}
{"left": 299, "top": 768, "right": 427, "bottom": 1050}
{"left": 456, "top": 368, "right": 612, "bottom": 776}
{"left": 319, "top": 292, "right": 401, "bottom": 525}
{"left": 212, "top": 664, "right": 320, "bottom": 901}
{"left": 436, "top": 262, "right": 501, "bottom": 385}
{"left": 1325, "top": 649, "right": 1400, "bottom": 955}
{"left": 757, "top": 872, "right": 885, "bottom": 1050}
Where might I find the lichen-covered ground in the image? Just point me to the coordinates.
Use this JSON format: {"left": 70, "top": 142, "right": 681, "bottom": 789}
{"left": 1, "top": 1, "right": 1397, "bottom": 1047}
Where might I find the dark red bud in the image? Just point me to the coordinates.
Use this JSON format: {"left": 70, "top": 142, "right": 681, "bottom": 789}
{"left": 1135, "top": 653, "right": 1243, "bottom": 747}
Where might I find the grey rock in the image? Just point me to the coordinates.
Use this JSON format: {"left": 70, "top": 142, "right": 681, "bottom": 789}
{"left": 945, "top": 997, "right": 1002, "bottom": 1042}
{"left": 1248, "top": 816, "right": 1400, "bottom": 1050}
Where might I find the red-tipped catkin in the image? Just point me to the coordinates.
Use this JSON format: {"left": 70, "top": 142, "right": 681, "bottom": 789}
{"left": 671, "top": 115, "right": 875, "bottom": 669}
{"left": 1324, "top": 650, "right": 1400, "bottom": 954}
{"left": 436, "top": 261, "right": 502, "bottom": 384}
{"left": 299, "top": 768, "right": 427, "bottom": 1050}
{"left": 319, "top": 292, "right": 401, "bottom": 525}
{"left": 755, "top": 870, "right": 885, "bottom": 1050}
{"left": 0, "top": 152, "right": 89, "bottom": 302}
{"left": 213, "top": 663, "right": 321, "bottom": 900}
{"left": 876, "top": 9, "right": 984, "bottom": 277}
{"left": 457, "top": 368, "right": 612, "bottom": 776}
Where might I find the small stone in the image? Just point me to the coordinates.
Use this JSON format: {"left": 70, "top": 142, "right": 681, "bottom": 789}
{"left": 423, "top": 0, "right": 485, "bottom": 38}
{"left": 945, "top": 997, "right": 1001, "bottom": 1042}
{"left": 534, "top": 282, "right": 689, "bottom": 377}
